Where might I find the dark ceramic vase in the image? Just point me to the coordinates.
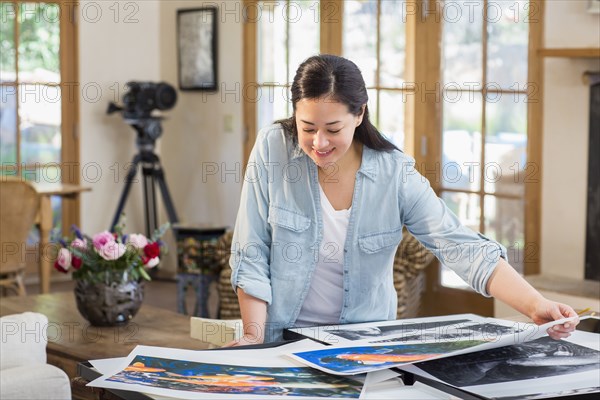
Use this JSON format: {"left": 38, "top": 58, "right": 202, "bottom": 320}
{"left": 74, "top": 273, "right": 144, "bottom": 326}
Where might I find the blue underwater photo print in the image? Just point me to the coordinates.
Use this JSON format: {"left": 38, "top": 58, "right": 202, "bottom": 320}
{"left": 107, "top": 355, "right": 363, "bottom": 397}
{"left": 292, "top": 340, "right": 487, "bottom": 375}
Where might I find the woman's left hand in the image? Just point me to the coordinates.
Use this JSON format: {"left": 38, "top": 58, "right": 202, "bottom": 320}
{"left": 530, "top": 299, "right": 579, "bottom": 340}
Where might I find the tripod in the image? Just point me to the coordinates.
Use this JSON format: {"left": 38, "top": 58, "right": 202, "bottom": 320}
{"left": 110, "top": 118, "right": 179, "bottom": 237}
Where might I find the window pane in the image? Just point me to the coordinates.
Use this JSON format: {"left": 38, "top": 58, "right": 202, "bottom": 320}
{"left": 379, "top": 0, "right": 406, "bottom": 87}
{"left": 442, "top": 94, "right": 482, "bottom": 191}
{"left": 487, "top": 1, "right": 528, "bottom": 88}
{"left": 0, "top": 2, "right": 16, "bottom": 82}
{"left": 367, "top": 88, "right": 378, "bottom": 128}
{"left": 440, "top": 191, "right": 480, "bottom": 290}
{"left": 484, "top": 93, "right": 527, "bottom": 196}
{"left": 0, "top": 84, "right": 17, "bottom": 164}
{"left": 19, "top": 84, "right": 61, "bottom": 164}
{"left": 343, "top": 0, "right": 377, "bottom": 87}
{"left": 257, "top": 85, "right": 289, "bottom": 131}
{"left": 442, "top": 191, "right": 481, "bottom": 231}
{"left": 21, "top": 164, "right": 61, "bottom": 184}
{"left": 18, "top": 3, "right": 60, "bottom": 83}
{"left": 442, "top": 0, "right": 483, "bottom": 87}
{"left": 288, "top": 0, "right": 320, "bottom": 83}
{"left": 484, "top": 195, "right": 524, "bottom": 274}
{"left": 379, "top": 90, "right": 405, "bottom": 150}
{"left": 257, "top": 1, "right": 287, "bottom": 84}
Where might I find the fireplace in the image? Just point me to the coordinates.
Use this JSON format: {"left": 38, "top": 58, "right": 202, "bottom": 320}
{"left": 585, "top": 73, "right": 600, "bottom": 281}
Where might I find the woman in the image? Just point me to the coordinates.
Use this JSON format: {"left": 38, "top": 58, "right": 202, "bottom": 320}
{"left": 226, "top": 55, "right": 578, "bottom": 345}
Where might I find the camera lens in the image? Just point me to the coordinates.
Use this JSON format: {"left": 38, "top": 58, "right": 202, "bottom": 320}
{"left": 155, "top": 83, "right": 177, "bottom": 110}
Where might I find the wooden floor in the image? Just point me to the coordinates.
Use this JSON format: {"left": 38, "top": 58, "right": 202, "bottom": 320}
{"left": 24, "top": 278, "right": 221, "bottom": 319}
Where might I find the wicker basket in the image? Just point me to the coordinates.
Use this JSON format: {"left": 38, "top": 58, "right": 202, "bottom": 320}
{"left": 393, "top": 230, "right": 435, "bottom": 319}
{"left": 216, "top": 230, "right": 434, "bottom": 320}
{"left": 215, "top": 232, "right": 241, "bottom": 319}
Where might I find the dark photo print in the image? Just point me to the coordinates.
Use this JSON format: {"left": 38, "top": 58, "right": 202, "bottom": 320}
{"left": 417, "top": 337, "right": 600, "bottom": 387}
{"left": 324, "top": 319, "right": 473, "bottom": 341}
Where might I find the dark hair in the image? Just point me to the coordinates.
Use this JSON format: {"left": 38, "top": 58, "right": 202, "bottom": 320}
{"left": 277, "top": 54, "right": 398, "bottom": 152}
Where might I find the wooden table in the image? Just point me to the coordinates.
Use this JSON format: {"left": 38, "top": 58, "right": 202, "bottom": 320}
{"left": 0, "top": 292, "right": 211, "bottom": 382}
{"left": 31, "top": 183, "right": 91, "bottom": 294}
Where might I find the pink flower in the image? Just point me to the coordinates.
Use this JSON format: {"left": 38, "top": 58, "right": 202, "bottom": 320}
{"left": 144, "top": 256, "right": 159, "bottom": 269}
{"left": 97, "top": 241, "right": 127, "bottom": 261}
{"left": 57, "top": 248, "right": 72, "bottom": 269}
{"left": 127, "top": 234, "right": 148, "bottom": 249}
{"left": 93, "top": 231, "right": 115, "bottom": 251}
{"left": 71, "top": 238, "right": 87, "bottom": 250}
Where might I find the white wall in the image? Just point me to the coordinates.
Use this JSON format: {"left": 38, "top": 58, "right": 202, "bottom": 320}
{"left": 79, "top": 1, "right": 243, "bottom": 274}
{"left": 540, "top": 1, "right": 600, "bottom": 280}
{"left": 79, "top": 0, "right": 161, "bottom": 236}
{"left": 157, "top": 1, "right": 244, "bottom": 274}
{"left": 158, "top": 1, "right": 243, "bottom": 230}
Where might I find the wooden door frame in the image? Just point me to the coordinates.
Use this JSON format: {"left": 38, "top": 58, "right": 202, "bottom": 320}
{"left": 415, "top": 0, "right": 544, "bottom": 317}
{"left": 241, "top": 0, "right": 544, "bottom": 318}
{"left": 59, "top": 0, "right": 80, "bottom": 234}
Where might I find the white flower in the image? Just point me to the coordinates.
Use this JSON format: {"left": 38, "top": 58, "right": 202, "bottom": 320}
{"left": 144, "top": 257, "right": 160, "bottom": 269}
{"left": 127, "top": 234, "right": 148, "bottom": 249}
{"left": 57, "top": 248, "right": 72, "bottom": 269}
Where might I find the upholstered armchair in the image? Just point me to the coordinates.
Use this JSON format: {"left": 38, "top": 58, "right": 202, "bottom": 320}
{"left": 0, "top": 312, "right": 71, "bottom": 399}
{"left": 216, "top": 229, "right": 434, "bottom": 320}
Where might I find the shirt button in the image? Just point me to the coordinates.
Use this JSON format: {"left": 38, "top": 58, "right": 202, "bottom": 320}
{"left": 344, "top": 248, "right": 348, "bottom": 253}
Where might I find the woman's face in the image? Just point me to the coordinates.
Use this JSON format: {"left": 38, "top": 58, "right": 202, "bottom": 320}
{"left": 295, "top": 97, "right": 364, "bottom": 168}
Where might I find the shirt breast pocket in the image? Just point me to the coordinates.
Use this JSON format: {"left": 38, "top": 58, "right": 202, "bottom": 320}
{"left": 357, "top": 228, "right": 403, "bottom": 289}
{"left": 358, "top": 227, "right": 403, "bottom": 254}
{"left": 268, "top": 205, "right": 311, "bottom": 280}
{"left": 268, "top": 205, "right": 311, "bottom": 233}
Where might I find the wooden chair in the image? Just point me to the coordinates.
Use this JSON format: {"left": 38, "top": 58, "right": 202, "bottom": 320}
{"left": 0, "top": 177, "right": 40, "bottom": 296}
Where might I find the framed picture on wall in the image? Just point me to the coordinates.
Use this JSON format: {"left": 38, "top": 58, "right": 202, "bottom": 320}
{"left": 177, "top": 7, "right": 218, "bottom": 91}
{"left": 588, "top": 0, "right": 600, "bottom": 13}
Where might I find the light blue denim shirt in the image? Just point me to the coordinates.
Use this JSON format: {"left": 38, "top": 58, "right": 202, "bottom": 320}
{"left": 230, "top": 124, "right": 507, "bottom": 342}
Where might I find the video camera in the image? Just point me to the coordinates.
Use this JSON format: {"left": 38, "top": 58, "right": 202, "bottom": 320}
{"left": 107, "top": 81, "right": 177, "bottom": 142}
{"left": 107, "top": 81, "right": 177, "bottom": 120}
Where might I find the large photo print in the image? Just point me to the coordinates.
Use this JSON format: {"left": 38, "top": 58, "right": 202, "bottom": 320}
{"left": 107, "top": 355, "right": 363, "bottom": 398}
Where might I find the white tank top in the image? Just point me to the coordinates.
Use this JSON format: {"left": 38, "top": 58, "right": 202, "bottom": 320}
{"left": 295, "top": 184, "right": 350, "bottom": 327}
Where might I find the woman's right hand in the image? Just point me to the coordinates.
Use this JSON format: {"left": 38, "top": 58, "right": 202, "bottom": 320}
{"left": 222, "top": 333, "right": 264, "bottom": 348}
{"left": 222, "top": 288, "right": 268, "bottom": 347}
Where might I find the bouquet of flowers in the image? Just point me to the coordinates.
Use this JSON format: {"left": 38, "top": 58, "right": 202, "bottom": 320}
{"left": 54, "top": 222, "right": 169, "bottom": 283}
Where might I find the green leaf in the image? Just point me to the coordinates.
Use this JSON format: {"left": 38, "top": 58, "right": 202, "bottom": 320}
{"left": 139, "top": 268, "right": 152, "bottom": 281}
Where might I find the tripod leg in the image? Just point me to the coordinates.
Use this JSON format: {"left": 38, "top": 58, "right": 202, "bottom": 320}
{"left": 156, "top": 169, "right": 179, "bottom": 224}
{"left": 150, "top": 157, "right": 179, "bottom": 224}
{"left": 142, "top": 165, "right": 159, "bottom": 238}
{"left": 111, "top": 155, "right": 141, "bottom": 231}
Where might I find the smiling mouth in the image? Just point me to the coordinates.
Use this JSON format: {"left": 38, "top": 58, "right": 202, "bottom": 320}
{"left": 314, "top": 148, "right": 334, "bottom": 157}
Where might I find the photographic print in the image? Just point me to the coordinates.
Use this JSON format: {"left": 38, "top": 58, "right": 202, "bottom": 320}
{"left": 370, "top": 322, "right": 524, "bottom": 344}
{"left": 416, "top": 336, "right": 600, "bottom": 387}
{"left": 177, "top": 7, "right": 218, "bottom": 91}
{"left": 323, "top": 318, "right": 475, "bottom": 341}
{"left": 107, "top": 355, "right": 363, "bottom": 398}
{"left": 290, "top": 340, "right": 487, "bottom": 375}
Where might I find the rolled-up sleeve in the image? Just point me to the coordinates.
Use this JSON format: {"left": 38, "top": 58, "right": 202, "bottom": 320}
{"left": 399, "top": 159, "right": 508, "bottom": 297}
{"left": 229, "top": 131, "right": 273, "bottom": 304}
